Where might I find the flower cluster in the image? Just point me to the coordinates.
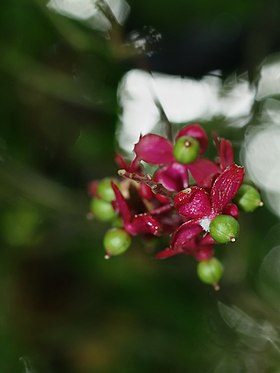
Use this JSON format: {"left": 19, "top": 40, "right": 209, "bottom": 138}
{"left": 88, "top": 124, "right": 263, "bottom": 289}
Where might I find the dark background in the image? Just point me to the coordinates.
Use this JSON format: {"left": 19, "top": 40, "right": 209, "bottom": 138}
{"left": 1, "top": 0, "right": 280, "bottom": 372}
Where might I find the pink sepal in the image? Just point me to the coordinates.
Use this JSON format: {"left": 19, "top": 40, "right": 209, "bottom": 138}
{"left": 219, "top": 138, "right": 234, "bottom": 169}
{"left": 222, "top": 203, "right": 239, "bottom": 219}
{"left": 134, "top": 134, "right": 174, "bottom": 165}
{"left": 111, "top": 182, "right": 131, "bottom": 224}
{"left": 126, "top": 214, "right": 161, "bottom": 236}
{"left": 139, "top": 183, "right": 154, "bottom": 200}
{"left": 170, "top": 220, "right": 203, "bottom": 251}
{"left": 154, "top": 162, "right": 189, "bottom": 192}
{"left": 88, "top": 181, "right": 99, "bottom": 197}
{"left": 174, "top": 187, "right": 212, "bottom": 219}
{"left": 188, "top": 159, "right": 220, "bottom": 188}
{"left": 155, "top": 248, "right": 183, "bottom": 259}
{"left": 194, "top": 246, "right": 214, "bottom": 261}
{"left": 115, "top": 153, "right": 140, "bottom": 173}
{"left": 211, "top": 164, "right": 244, "bottom": 213}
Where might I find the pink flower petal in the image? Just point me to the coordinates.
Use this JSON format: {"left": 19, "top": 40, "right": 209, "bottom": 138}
{"left": 170, "top": 220, "right": 203, "bottom": 251}
{"left": 111, "top": 182, "right": 132, "bottom": 224}
{"left": 126, "top": 214, "right": 161, "bottom": 236}
{"left": 194, "top": 245, "right": 214, "bottom": 261}
{"left": 134, "top": 134, "right": 174, "bottom": 165}
{"left": 211, "top": 164, "right": 245, "bottom": 213}
{"left": 174, "top": 187, "right": 212, "bottom": 219}
{"left": 151, "top": 206, "right": 182, "bottom": 234}
{"left": 219, "top": 138, "right": 234, "bottom": 169}
{"left": 155, "top": 194, "right": 170, "bottom": 204}
{"left": 188, "top": 159, "right": 220, "bottom": 189}
{"left": 139, "top": 183, "right": 154, "bottom": 200}
{"left": 155, "top": 247, "right": 183, "bottom": 259}
{"left": 199, "top": 233, "right": 215, "bottom": 246}
{"left": 88, "top": 181, "right": 99, "bottom": 197}
{"left": 222, "top": 203, "right": 239, "bottom": 219}
{"left": 115, "top": 153, "right": 140, "bottom": 173}
{"left": 176, "top": 124, "right": 208, "bottom": 154}
{"left": 154, "top": 162, "right": 189, "bottom": 192}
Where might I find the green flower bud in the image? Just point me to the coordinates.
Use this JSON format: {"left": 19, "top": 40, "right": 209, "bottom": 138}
{"left": 197, "top": 257, "right": 224, "bottom": 289}
{"left": 90, "top": 198, "right": 115, "bottom": 222}
{"left": 173, "top": 136, "right": 200, "bottom": 164}
{"left": 235, "top": 184, "right": 263, "bottom": 212}
{"left": 97, "top": 178, "right": 116, "bottom": 202}
{"left": 210, "top": 215, "right": 239, "bottom": 244}
{"left": 103, "top": 228, "right": 131, "bottom": 257}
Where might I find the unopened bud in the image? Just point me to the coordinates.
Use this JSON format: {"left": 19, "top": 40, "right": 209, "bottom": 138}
{"left": 173, "top": 136, "right": 200, "bottom": 164}
{"left": 209, "top": 215, "right": 239, "bottom": 244}
{"left": 235, "top": 184, "right": 263, "bottom": 212}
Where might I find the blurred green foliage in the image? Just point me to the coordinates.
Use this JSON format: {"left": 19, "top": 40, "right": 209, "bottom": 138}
{"left": 1, "top": 0, "right": 280, "bottom": 372}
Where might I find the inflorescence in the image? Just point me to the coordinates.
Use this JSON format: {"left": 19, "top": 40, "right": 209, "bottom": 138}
{"left": 88, "top": 124, "right": 263, "bottom": 289}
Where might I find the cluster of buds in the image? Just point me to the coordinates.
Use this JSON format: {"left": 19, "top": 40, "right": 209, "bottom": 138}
{"left": 88, "top": 124, "right": 263, "bottom": 289}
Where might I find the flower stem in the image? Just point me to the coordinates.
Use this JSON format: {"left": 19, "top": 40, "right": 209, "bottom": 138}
{"left": 118, "top": 169, "right": 175, "bottom": 202}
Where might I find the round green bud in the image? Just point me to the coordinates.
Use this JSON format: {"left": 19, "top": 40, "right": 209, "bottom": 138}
{"left": 90, "top": 198, "right": 115, "bottom": 222}
{"left": 209, "top": 215, "right": 239, "bottom": 244}
{"left": 103, "top": 228, "right": 131, "bottom": 256}
{"left": 173, "top": 136, "right": 200, "bottom": 164}
{"left": 97, "top": 178, "right": 116, "bottom": 202}
{"left": 197, "top": 257, "right": 224, "bottom": 289}
{"left": 235, "top": 184, "right": 263, "bottom": 212}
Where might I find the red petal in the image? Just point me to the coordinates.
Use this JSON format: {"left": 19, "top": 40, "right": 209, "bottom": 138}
{"left": 115, "top": 153, "right": 141, "bottom": 173}
{"left": 219, "top": 138, "right": 234, "bottom": 169}
{"left": 222, "top": 203, "right": 239, "bottom": 219}
{"left": 139, "top": 183, "right": 154, "bottom": 200}
{"left": 188, "top": 159, "right": 220, "bottom": 188}
{"left": 111, "top": 182, "right": 132, "bottom": 223}
{"left": 87, "top": 181, "right": 99, "bottom": 197}
{"left": 211, "top": 164, "right": 245, "bottom": 213}
{"left": 151, "top": 206, "right": 182, "bottom": 234}
{"left": 176, "top": 124, "right": 208, "bottom": 154}
{"left": 199, "top": 233, "right": 215, "bottom": 246}
{"left": 134, "top": 134, "right": 174, "bottom": 165}
{"left": 174, "top": 187, "right": 212, "bottom": 219}
{"left": 170, "top": 220, "right": 203, "bottom": 251}
{"left": 154, "top": 162, "right": 189, "bottom": 192}
{"left": 155, "top": 194, "right": 170, "bottom": 204}
{"left": 194, "top": 245, "right": 214, "bottom": 261}
{"left": 126, "top": 214, "right": 161, "bottom": 236}
{"left": 155, "top": 247, "right": 183, "bottom": 259}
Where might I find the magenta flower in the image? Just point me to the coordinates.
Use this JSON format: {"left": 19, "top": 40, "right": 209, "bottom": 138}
{"left": 133, "top": 124, "right": 219, "bottom": 192}
{"left": 156, "top": 164, "right": 244, "bottom": 260}
{"left": 155, "top": 220, "right": 215, "bottom": 261}
{"left": 174, "top": 163, "right": 244, "bottom": 223}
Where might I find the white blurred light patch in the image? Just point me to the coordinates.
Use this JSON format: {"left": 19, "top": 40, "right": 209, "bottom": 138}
{"left": 243, "top": 123, "right": 280, "bottom": 216}
{"left": 117, "top": 69, "right": 255, "bottom": 153}
{"left": 244, "top": 125, "right": 280, "bottom": 192}
{"left": 256, "top": 57, "right": 280, "bottom": 101}
{"left": 47, "top": 0, "right": 130, "bottom": 31}
{"left": 259, "top": 245, "right": 280, "bottom": 308}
